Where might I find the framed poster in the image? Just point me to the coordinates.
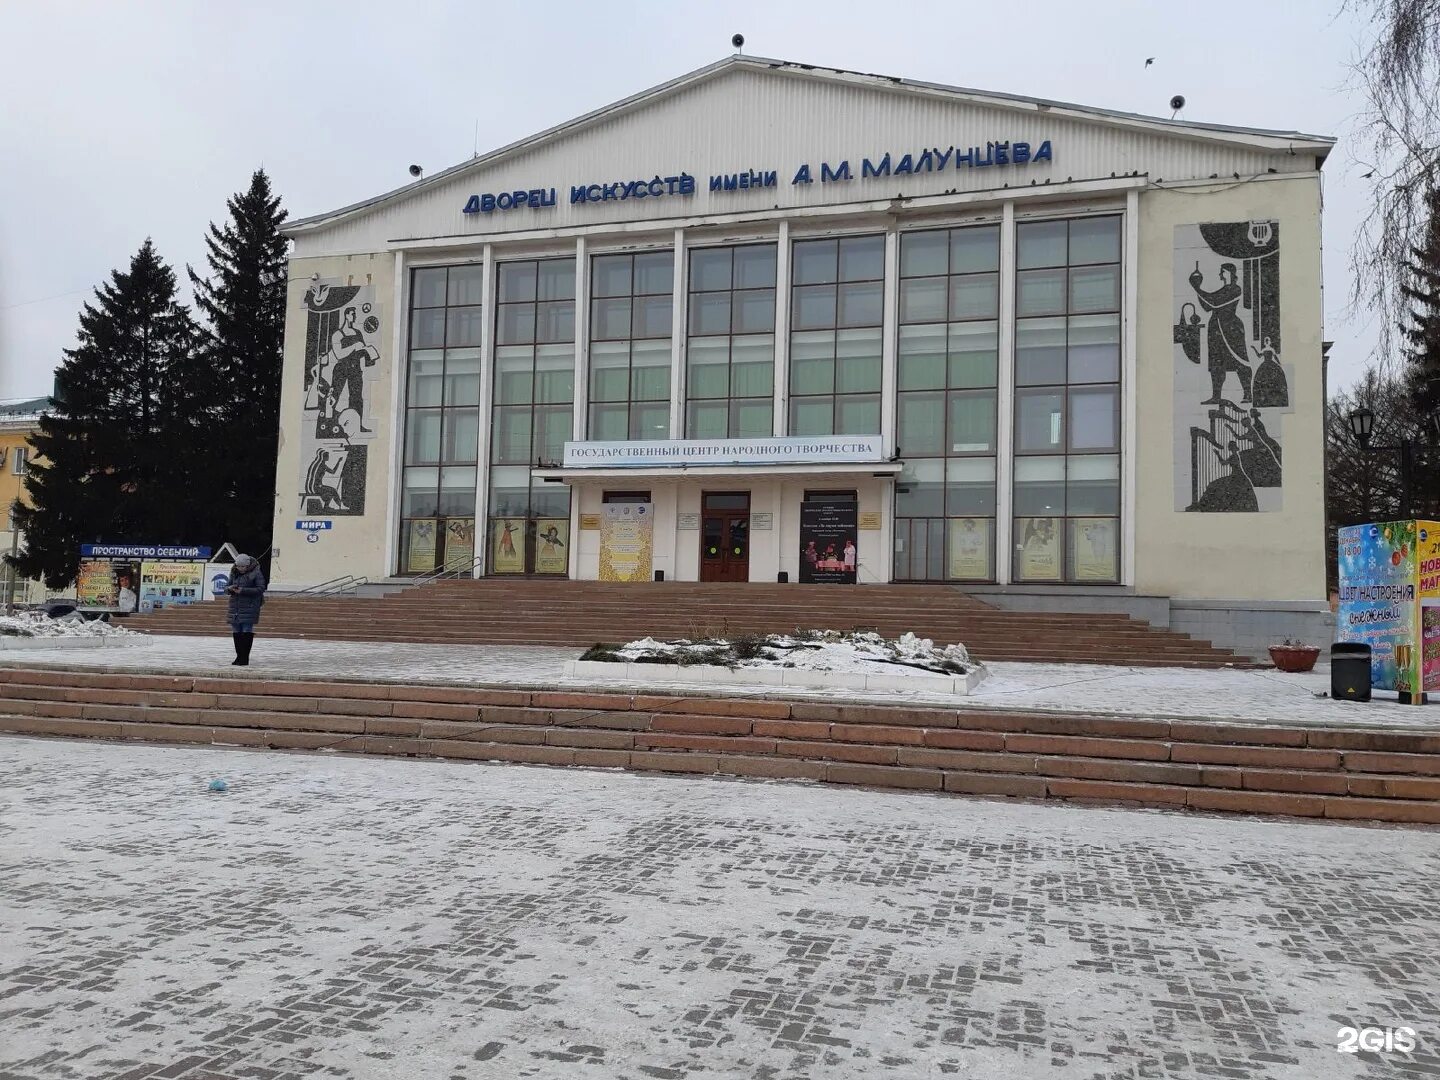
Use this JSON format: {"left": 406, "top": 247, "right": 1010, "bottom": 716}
{"left": 947, "top": 518, "right": 992, "bottom": 581}
{"left": 800, "top": 497, "right": 858, "bottom": 584}
{"left": 407, "top": 518, "right": 438, "bottom": 574}
{"left": 139, "top": 560, "right": 204, "bottom": 610}
{"left": 76, "top": 559, "right": 118, "bottom": 609}
{"left": 1071, "top": 518, "right": 1118, "bottom": 582}
{"left": 534, "top": 519, "right": 569, "bottom": 575}
{"left": 1015, "top": 517, "right": 1061, "bottom": 581}
{"left": 490, "top": 518, "right": 525, "bottom": 574}
{"left": 443, "top": 518, "right": 475, "bottom": 572}
{"left": 599, "top": 503, "right": 654, "bottom": 581}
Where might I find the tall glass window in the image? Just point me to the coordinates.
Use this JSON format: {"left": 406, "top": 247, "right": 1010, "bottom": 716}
{"left": 589, "top": 250, "right": 674, "bottom": 440}
{"left": 789, "top": 235, "right": 884, "bottom": 436}
{"left": 488, "top": 257, "right": 576, "bottom": 575}
{"left": 1012, "top": 215, "right": 1121, "bottom": 583}
{"left": 685, "top": 243, "right": 776, "bottom": 438}
{"left": 399, "top": 264, "right": 484, "bottom": 575}
{"left": 893, "top": 224, "right": 1000, "bottom": 581}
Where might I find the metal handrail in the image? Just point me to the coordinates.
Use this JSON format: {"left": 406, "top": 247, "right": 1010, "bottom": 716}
{"left": 411, "top": 555, "right": 485, "bottom": 587}
{"left": 312, "top": 576, "right": 368, "bottom": 597}
{"left": 286, "top": 574, "right": 362, "bottom": 599}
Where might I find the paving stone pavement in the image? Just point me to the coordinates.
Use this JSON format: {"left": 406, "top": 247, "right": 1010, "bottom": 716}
{"left": 2, "top": 736, "right": 1439, "bottom": 1080}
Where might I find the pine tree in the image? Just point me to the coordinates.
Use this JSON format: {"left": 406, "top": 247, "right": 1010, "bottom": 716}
{"left": 188, "top": 169, "right": 289, "bottom": 557}
{"left": 10, "top": 241, "right": 200, "bottom": 587}
{"left": 1400, "top": 183, "right": 1440, "bottom": 516}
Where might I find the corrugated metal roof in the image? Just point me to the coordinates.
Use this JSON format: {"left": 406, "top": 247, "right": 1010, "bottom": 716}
{"left": 283, "top": 55, "right": 1334, "bottom": 239}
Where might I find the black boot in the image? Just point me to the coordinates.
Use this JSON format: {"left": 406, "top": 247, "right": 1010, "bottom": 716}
{"left": 238, "top": 632, "right": 255, "bottom": 666}
{"left": 231, "top": 633, "right": 245, "bottom": 666}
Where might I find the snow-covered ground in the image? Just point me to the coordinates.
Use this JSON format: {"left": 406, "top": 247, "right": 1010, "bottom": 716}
{"left": 2, "top": 737, "right": 1437, "bottom": 1080}
{"left": 604, "top": 630, "right": 978, "bottom": 677}
{"left": 1, "top": 634, "right": 1437, "bottom": 731}
{"left": 0, "top": 611, "right": 139, "bottom": 638}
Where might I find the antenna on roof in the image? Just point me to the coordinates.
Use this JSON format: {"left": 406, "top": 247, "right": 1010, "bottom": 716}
{"left": 732, "top": 33, "right": 745, "bottom": 54}
{"left": 1169, "top": 94, "right": 1186, "bottom": 120}
{"left": 473, "top": 118, "right": 480, "bottom": 159}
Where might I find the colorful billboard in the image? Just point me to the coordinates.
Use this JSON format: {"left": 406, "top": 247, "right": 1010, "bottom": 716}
{"left": 138, "top": 560, "right": 204, "bottom": 611}
{"left": 1337, "top": 520, "right": 1440, "bottom": 698}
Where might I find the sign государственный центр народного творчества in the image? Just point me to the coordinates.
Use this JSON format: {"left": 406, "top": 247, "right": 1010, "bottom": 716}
{"left": 561, "top": 436, "right": 884, "bottom": 468}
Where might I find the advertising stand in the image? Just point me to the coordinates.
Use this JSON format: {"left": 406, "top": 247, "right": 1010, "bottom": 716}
{"left": 1336, "top": 520, "right": 1440, "bottom": 704}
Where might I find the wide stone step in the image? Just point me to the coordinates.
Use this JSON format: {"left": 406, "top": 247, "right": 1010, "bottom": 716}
{"left": 121, "top": 579, "right": 1242, "bottom": 667}
{"left": 0, "top": 667, "right": 1434, "bottom": 823}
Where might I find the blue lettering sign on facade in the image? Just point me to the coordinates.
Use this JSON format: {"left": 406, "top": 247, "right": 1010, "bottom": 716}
{"left": 459, "top": 141, "right": 1055, "bottom": 212}
{"left": 80, "top": 544, "right": 214, "bottom": 559}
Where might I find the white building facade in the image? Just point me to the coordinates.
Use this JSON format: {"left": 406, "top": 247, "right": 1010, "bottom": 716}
{"left": 270, "top": 57, "right": 1334, "bottom": 651}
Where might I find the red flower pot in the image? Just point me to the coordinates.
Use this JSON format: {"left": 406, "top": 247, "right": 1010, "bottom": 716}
{"left": 1268, "top": 645, "right": 1320, "bottom": 673}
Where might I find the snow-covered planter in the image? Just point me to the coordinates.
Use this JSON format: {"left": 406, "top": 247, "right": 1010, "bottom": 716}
{"left": 567, "top": 630, "right": 987, "bottom": 695}
{"left": 0, "top": 613, "right": 151, "bottom": 650}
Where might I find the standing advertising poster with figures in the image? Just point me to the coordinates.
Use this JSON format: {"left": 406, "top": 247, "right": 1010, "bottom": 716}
{"left": 490, "top": 519, "right": 525, "bottom": 574}
{"left": 1336, "top": 521, "right": 1438, "bottom": 696}
{"left": 1173, "top": 221, "right": 1290, "bottom": 513}
{"left": 406, "top": 519, "right": 438, "bottom": 574}
{"left": 947, "top": 518, "right": 991, "bottom": 580}
{"left": 77, "top": 560, "right": 141, "bottom": 612}
{"left": 599, "top": 503, "right": 654, "bottom": 582}
{"left": 534, "top": 519, "right": 570, "bottom": 575}
{"left": 799, "top": 498, "right": 857, "bottom": 584}
{"left": 444, "top": 518, "right": 475, "bottom": 572}
{"left": 297, "top": 278, "right": 382, "bottom": 518}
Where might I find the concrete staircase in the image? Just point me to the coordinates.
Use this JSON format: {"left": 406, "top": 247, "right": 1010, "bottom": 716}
{"left": 1, "top": 666, "right": 1436, "bottom": 823}
{"left": 124, "top": 581, "right": 1246, "bottom": 667}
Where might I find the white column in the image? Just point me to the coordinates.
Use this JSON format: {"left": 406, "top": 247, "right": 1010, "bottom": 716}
{"left": 669, "top": 228, "right": 686, "bottom": 439}
{"left": 572, "top": 235, "right": 589, "bottom": 440}
{"left": 473, "top": 243, "right": 495, "bottom": 578}
{"left": 995, "top": 202, "right": 1017, "bottom": 585}
{"left": 569, "top": 237, "right": 588, "bottom": 580}
{"left": 880, "top": 226, "right": 900, "bottom": 456}
{"left": 382, "top": 248, "right": 407, "bottom": 580}
{"left": 773, "top": 220, "right": 791, "bottom": 435}
{"left": 1122, "top": 190, "right": 1139, "bottom": 588}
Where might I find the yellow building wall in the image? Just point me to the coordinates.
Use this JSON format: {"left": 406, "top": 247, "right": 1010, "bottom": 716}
{"left": 268, "top": 253, "right": 398, "bottom": 590}
{"left": 1133, "top": 176, "right": 1326, "bottom": 602}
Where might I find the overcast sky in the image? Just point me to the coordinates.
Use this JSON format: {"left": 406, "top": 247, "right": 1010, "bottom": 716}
{"left": 0, "top": 0, "right": 1380, "bottom": 402}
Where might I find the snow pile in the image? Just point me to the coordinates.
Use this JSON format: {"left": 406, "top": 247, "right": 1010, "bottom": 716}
{"left": 586, "top": 630, "right": 980, "bottom": 678}
{"left": 0, "top": 611, "right": 139, "bottom": 639}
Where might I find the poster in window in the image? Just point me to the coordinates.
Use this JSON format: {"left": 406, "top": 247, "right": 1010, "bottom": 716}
{"left": 444, "top": 518, "right": 475, "bottom": 572}
{"left": 407, "top": 519, "right": 438, "bottom": 574}
{"left": 1072, "top": 518, "right": 1118, "bottom": 582}
{"left": 948, "top": 518, "right": 992, "bottom": 580}
{"left": 1015, "top": 517, "right": 1061, "bottom": 581}
{"left": 139, "top": 560, "right": 204, "bottom": 611}
{"left": 800, "top": 498, "right": 858, "bottom": 584}
{"left": 534, "top": 518, "right": 569, "bottom": 575}
{"left": 599, "top": 503, "right": 654, "bottom": 582}
{"left": 490, "top": 519, "right": 525, "bottom": 574}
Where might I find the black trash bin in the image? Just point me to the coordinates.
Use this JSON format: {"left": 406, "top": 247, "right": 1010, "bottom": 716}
{"left": 1331, "top": 642, "right": 1372, "bottom": 702}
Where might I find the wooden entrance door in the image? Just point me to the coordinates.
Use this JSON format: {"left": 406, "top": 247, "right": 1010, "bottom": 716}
{"left": 700, "top": 492, "right": 750, "bottom": 582}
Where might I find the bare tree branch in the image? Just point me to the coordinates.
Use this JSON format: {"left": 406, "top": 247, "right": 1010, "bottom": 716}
{"left": 1343, "top": 0, "right": 1440, "bottom": 368}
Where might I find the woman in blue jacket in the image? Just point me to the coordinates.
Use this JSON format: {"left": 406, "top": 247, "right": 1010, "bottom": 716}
{"left": 225, "top": 554, "right": 267, "bottom": 666}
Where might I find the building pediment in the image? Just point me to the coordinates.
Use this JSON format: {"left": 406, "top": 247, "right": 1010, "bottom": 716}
{"left": 286, "top": 57, "right": 1332, "bottom": 256}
